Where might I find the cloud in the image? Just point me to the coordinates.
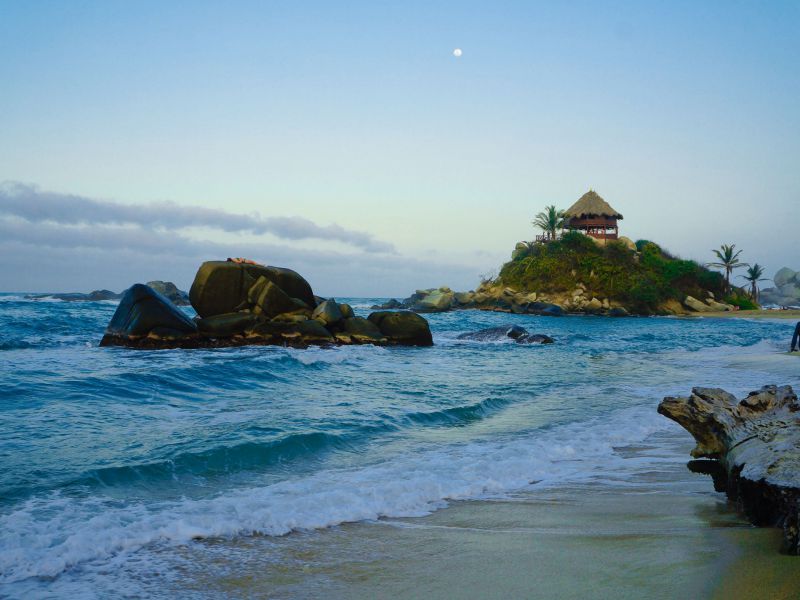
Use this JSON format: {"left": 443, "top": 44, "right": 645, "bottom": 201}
{"left": 0, "top": 219, "right": 477, "bottom": 296}
{"left": 0, "top": 181, "right": 397, "bottom": 254}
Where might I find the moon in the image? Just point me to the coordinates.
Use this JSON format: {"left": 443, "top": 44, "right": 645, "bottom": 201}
{"left": 453, "top": 48, "right": 462, "bottom": 57}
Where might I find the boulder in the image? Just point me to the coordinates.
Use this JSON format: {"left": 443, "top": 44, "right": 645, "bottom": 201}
{"left": 585, "top": 297, "right": 603, "bottom": 313}
{"left": 339, "top": 303, "right": 355, "bottom": 319}
{"left": 684, "top": 295, "right": 714, "bottom": 312}
{"left": 658, "top": 385, "right": 800, "bottom": 554}
{"left": 526, "top": 302, "right": 565, "bottom": 317}
{"left": 312, "top": 299, "right": 344, "bottom": 327}
{"left": 608, "top": 307, "right": 629, "bottom": 317}
{"left": 367, "top": 311, "right": 433, "bottom": 346}
{"left": 189, "top": 261, "right": 315, "bottom": 318}
{"left": 706, "top": 299, "right": 734, "bottom": 312}
{"left": 253, "top": 280, "right": 299, "bottom": 318}
{"left": 100, "top": 284, "right": 197, "bottom": 346}
{"left": 145, "top": 281, "right": 190, "bottom": 306}
{"left": 197, "top": 312, "right": 260, "bottom": 338}
{"left": 417, "top": 290, "right": 454, "bottom": 312}
{"left": 454, "top": 291, "right": 475, "bottom": 305}
{"left": 371, "top": 298, "right": 404, "bottom": 310}
{"left": 457, "top": 325, "right": 554, "bottom": 344}
{"left": 281, "top": 319, "right": 334, "bottom": 344}
{"left": 774, "top": 267, "right": 797, "bottom": 288}
{"left": 343, "top": 317, "right": 386, "bottom": 342}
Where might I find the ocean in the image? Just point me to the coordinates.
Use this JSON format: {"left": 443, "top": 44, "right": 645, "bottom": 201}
{"left": 1, "top": 294, "right": 798, "bottom": 598}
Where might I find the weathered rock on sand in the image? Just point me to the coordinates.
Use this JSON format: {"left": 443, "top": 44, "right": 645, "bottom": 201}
{"left": 101, "top": 260, "right": 433, "bottom": 349}
{"left": 457, "top": 325, "right": 554, "bottom": 344}
{"left": 658, "top": 385, "right": 800, "bottom": 553}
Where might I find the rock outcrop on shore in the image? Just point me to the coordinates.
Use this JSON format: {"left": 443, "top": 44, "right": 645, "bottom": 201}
{"left": 761, "top": 267, "right": 800, "bottom": 308}
{"left": 658, "top": 385, "right": 800, "bottom": 554}
{"left": 100, "top": 260, "right": 433, "bottom": 349}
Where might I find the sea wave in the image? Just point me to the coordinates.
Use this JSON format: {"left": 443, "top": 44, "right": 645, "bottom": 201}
{"left": 0, "top": 405, "right": 674, "bottom": 584}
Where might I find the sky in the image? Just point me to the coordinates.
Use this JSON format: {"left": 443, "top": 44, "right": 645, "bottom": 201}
{"left": 0, "top": 0, "right": 798, "bottom": 296}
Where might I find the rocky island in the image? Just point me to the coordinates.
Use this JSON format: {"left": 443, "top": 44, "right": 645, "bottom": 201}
{"left": 378, "top": 191, "right": 749, "bottom": 317}
{"left": 659, "top": 385, "right": 800, "bottom": 554}
{"left": 100, "top": 260, "right": 433, "bottom": 349}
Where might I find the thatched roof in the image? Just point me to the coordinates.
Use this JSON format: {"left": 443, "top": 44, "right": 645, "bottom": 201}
{"left": 563, "top": 190, "right": 623, "bottom": 220}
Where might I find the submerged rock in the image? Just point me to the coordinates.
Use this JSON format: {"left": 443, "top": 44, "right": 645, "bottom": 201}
{"left": 658, "top": 385, "right": 800, "bottom": 553}
{"left": 457, "top": 325, "right": 554, "bottom": 344}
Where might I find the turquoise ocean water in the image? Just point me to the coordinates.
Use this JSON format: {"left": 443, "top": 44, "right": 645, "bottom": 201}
{"left": 0, "top": 293, "right": 798, "bottom": 597}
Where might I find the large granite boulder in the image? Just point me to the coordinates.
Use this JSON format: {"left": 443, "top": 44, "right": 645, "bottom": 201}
{"left": 100, "top": 284, "right": 197, "bottom": 346}
{"left": 312, "top": 299, "right": 344, "bottom": 327}
{"left": 367, "top": 311, "right": 433, "bottom": 346}
{"left": 189, "top": 261, "right": 315, "bottom": 318}
{"left": 145, "top": 281, "right": 190, "bottom": 306}
{"left": 774, "top": 267, "right": 797, "bottom": 288}
{"left": 761, "top": 267, "right": 800, "bottom": 307}
{"left": 684, "top": 295, "right": 714, "bottom": 312}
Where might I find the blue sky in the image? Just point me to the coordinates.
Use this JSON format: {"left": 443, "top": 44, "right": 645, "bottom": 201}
{"left": 1, "top": 1, "right": 798, "bottom": 295}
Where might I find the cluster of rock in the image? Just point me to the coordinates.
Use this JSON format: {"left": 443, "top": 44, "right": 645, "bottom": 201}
{"left": 761, "top": 267, "right": 800, "bottom": 308}
{"left": 682, "top": 292, "right": 735, "bottom": 313}
{"left": 375, "top": 281, "right": 629, "bottom": 317}
{"left": 100, "top": 260, "right": 433, "bottom": 349}
{"left": 658, "top": 385, "right": 800, "bottom": 554}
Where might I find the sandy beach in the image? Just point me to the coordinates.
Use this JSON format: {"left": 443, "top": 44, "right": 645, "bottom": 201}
{"left": 156, "top": 434, "right": 800, "bottom": 600}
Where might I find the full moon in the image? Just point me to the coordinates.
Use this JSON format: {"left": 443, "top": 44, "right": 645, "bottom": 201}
{"left": 453, "top": 48, "right": 462, "bottom": 57}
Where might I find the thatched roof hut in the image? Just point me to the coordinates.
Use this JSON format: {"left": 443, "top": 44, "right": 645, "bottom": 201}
{"left": 563, "top": 190, "right": 622, "bottom": 240}
{"left": 563, "top": 190, "right": 623, "bottom": 220}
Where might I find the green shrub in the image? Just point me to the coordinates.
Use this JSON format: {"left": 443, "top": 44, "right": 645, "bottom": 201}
{"left": 498, "top": 233, "right": 727, "bottom": 314}
{"left": 725, "top": 292, "right": 759, "bottom": 310}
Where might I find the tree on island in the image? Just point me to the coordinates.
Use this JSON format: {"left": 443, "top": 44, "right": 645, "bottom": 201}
{"left": 741, "top": 263, "right": 768, "bottom": 302}
{"left": 533, "top": 205, "right": 566, "bottom": 241}
{"left": 708, "top": 244, "right": 748, "bottom": 293}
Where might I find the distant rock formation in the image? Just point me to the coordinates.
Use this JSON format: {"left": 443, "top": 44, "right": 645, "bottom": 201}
{"left": 659, "top": 385, "right": 800, "bottom": 554}
{"left": 761, "top": 267, "right": 800, "bottom": 307}
{"left": 145, "top": 281, "right": 190, "bottom": 306}
{"left": 100, "top": 260, "right": 433, "bottom": 349}
{"left": 26, "top": 289, "right": 122, "bottom": 302}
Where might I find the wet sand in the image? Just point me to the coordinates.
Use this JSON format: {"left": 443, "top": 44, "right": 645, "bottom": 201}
{"left": 166, "top": 436, "right": 800, "bottom": 599}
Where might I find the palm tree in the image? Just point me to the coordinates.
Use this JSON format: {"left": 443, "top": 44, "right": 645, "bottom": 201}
{"left": 741, "top": 263, "right": 768, "bottom": 302}
{"left": 532, "top": 206, "right": 566, "bottom": 241}
{"left": 708, "top": 244, "right": 748, "bottom": 293}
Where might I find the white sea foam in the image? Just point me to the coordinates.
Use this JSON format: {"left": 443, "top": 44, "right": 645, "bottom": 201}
{"left": 285, "top": 343, "right": 390, "bottom": 366}
{"left": 0, "top": 405, "right": 676, "bottom": 585}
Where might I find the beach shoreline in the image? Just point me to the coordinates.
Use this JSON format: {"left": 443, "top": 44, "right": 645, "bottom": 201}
{"left": 695, "top": 309, "right": 800, "bottom": 320}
